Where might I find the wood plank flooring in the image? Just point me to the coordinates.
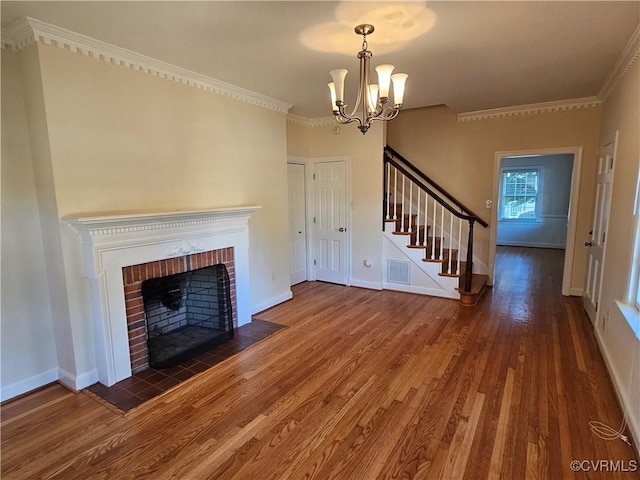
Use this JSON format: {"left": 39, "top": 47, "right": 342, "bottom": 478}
{"left": 2, "top": 246, "right": 638, "bottom": 479}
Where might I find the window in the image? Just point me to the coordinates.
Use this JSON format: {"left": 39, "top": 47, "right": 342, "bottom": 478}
{"left": 500, "top": 168, "right": 540, "bottom": 220}
{"left": 616, "top": 165, "right": 640, "bottom": 342}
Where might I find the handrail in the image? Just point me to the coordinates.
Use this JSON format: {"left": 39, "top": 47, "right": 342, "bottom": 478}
{"left": 385, "top": 154, "right": 476, "bottom": 223}
{"left": 384, "top": 145, "right": 489, "bottom": 228}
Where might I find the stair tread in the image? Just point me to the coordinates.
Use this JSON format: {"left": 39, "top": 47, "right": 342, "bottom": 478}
{"left": 422, "top": 248, "right": 459, "bottom": 259}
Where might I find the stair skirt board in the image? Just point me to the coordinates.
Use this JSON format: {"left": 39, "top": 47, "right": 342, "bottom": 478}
{"left": 383, "top": 281, "right": 461, "bottom": 299}
{"left": 383, "top": 235, "right": 460, "bottom": 300}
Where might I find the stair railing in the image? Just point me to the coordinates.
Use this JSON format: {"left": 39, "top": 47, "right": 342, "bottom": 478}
{"left": 383, "top": 146, "right": 488, "bottom": 292}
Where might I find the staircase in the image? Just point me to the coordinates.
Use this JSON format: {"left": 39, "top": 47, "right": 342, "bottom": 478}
{"left": 383, "top": 146, "right": 489, "bottom": 306}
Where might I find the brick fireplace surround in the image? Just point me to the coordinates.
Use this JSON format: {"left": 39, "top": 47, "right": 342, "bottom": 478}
{"left": 123, "top": 247, "right": 236, "bottom": 372}
{"left": 63, "top": 207, "right": 259, "bottom": 388}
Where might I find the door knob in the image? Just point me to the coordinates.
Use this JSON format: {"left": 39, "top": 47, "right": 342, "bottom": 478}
{"left": 338, "top": 227, "right": 346, "bottom": 232}
{"left": 585, "top": 241, "right": 593, "bottom": 247}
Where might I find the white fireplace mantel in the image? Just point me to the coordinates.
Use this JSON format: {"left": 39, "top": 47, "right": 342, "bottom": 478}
{"left": 63, "top": 206, "right": 261, "bottom": 386}
{"left": 64, "top": 206, "right": 261, "bottom": 242}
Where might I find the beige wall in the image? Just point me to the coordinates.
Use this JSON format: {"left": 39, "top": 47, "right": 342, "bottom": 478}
{"left": 1, "top": 42, "right": 292, "bottom": 395}
{"left": 286, "top": 120, "right": 385, "bottom": 287}
{"left": 1, "top": 48, "right": 59, "bottom": 397}
{"left": 309, "top": 122, "right": 385, "bottom": 286}
{"left": 596, "top": 57, "right": 640, "bottom": 440}
{"left": 599, "top": 59, "right": 640, "bottom": 309}
{"left": 286, "top": 121, "right": 311, "bottom": 158}
{"left": 35, "top": 44, "right": 291, "bottom": 312}
{"left": 387, "top": 104, "right": 601, "bottom": 290}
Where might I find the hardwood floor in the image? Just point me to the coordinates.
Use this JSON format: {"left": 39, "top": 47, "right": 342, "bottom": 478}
{"left": 2, "top": 246, "right": 638, "bottom": 479}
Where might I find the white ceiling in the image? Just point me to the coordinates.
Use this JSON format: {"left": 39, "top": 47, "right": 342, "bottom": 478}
{"left": 2, "top": 1, "right": 638, "bottom": 118}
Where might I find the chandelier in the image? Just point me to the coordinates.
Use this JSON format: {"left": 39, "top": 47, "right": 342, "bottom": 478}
{"left": 329, "top": 24, "right": 408, "bottom": 135}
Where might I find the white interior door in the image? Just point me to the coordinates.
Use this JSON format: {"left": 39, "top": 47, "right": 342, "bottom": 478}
{"left": 288, "top": 163, "right": 307, "bottom": 286}
{"left": 583, "top": 134, "right": 617, "bottom": 324}
{"left": 315, "top": 161, "right": 347, "bottom": 284}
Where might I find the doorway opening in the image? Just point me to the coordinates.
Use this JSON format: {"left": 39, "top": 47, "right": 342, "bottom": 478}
{"left": 489, "top": 147, "right": 583, "bottom": 296}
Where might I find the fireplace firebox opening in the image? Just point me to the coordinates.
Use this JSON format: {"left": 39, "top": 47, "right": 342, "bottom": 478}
{"left": 141, "top": 264, "right": 234, "bottom": 369}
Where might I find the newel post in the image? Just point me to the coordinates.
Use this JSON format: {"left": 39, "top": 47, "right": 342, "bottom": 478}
{"left": 464, "top": 218, "right": 475, "bottom": 292}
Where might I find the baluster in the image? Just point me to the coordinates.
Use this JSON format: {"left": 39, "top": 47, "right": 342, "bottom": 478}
{"left": 431, "top": 197, "right": 437, "bottom": 260}
{"left": 448, "top": 212, "right": 454, "bottom": 274}
{"left": 423, "top": 191, "right": 429, "bottom": 247}
{"left": 439, "top": 204, "right": 445, "bottom": 260}
{"left": 401, "top": 174, "right": 406, "bottom": 232}
{"left": 457, "top": 216, "right": 463, "bottom": 275}
{"left": 386, "top": 162, "right": 391, "bottom": 220}
{"left": 416, "top": 184, "right": 421, "bottom": 243}
{"left": 393, "top": 167, "right": 398, "bottom": 220}
{"left": 408, "top": 182, "right": 413, "bottom": 233}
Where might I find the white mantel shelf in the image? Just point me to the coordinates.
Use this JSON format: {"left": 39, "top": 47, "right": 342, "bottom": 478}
{"left": 63, "top": 206, "right": 261, "bottom": 238}
{"left": 61, "top": 205, "right": 261, "bottom": 387}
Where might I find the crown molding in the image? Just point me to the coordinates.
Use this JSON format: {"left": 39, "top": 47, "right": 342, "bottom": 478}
{"left": 457, "top": 96, "right": 601, "bottom": 122}
{"left": 287, "top": 113, "right": 336, "bottom": 128}
{"left": 286, "top": 113, "right": 313, "bottom": 127}
{"left": 1, "top": 27, "right": 15, "bottom": 49}
{"left": 2, "top": 17, "right": 292, "bottom": 114}
{"left": 1, "top": 18, "right": 35, "bottom": 50}
{"left": 598, "top": 23, "right": 640, "bottom": 102}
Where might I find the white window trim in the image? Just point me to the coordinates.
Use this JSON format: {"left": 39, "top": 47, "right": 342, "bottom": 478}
{"left": 628, "top": 165, "right": 640, "bottom": 309}
{"left": 616, "top": 162, "right": 640, "bottom": 341}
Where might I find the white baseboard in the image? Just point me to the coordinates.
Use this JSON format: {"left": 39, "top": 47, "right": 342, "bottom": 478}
{"left": 497, "top": 241, "right": 566, "bottom": 249}
{"left": 251, "top": 291, "right": 293, "bottom": 316}
{"left": 383, "top": 282, "right": 460, "bottom": 300}
{"left": 58, "top": 368, "right": 99, "bottom": 391}
{"left": 569, "top": 288, "right": 584, "bottom": 297}
{"left": 0, "top": 368, "right": 60, "bottom": 402}
{"left": 349, "top": 279, "right": 383, "bottom": 290}
{"left": 594, "top": 329, "right": 640, "bottom": 454}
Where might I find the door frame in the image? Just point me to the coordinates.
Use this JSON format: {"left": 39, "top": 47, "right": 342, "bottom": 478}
{"left": 287, "top": 155, "right": 353, "bottom": 285}
{"left": 583, "top": 131, "right": 618, "bottom": 326}
{"left": 288, "top": 155, "right": 314, "bottom": 283}
{"left": 488, "top": 146, "right": 583, "bottom": 296}
{"left": 287, "top": 162, "right": 308, "bottom": 286}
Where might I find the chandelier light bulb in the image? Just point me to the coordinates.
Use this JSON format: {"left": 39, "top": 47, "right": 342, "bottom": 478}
{"left": 375, "top": 64, "right": 395, "bottom": 99}
{"left": 368, "top": 84, "right": 379, "bottom": 113}
{"left": 391, "top": 73, "right": 408, "bottom": 106}
{"left": 328, "top": 82, "right": 338, "bottom": 111}
{"left": 329, "top": 69, "right": 348, "bottom": 103}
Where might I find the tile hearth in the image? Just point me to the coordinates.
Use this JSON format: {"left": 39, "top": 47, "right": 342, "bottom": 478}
{"left": 85, "top": 319, "right": 285, "bottom": 413}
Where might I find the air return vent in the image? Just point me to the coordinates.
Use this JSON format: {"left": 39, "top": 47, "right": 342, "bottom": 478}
{"left": 387, "top": 259, "right": 411, "bottom": 285}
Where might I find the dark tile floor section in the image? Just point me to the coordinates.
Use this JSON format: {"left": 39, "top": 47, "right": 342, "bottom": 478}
{"left": 85, "top": 319, "right": 286, "bottom": 413}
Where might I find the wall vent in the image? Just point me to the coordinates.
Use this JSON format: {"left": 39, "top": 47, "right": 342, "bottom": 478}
{"left": 387, "top": 259, "right": 411, "bottom": 285}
